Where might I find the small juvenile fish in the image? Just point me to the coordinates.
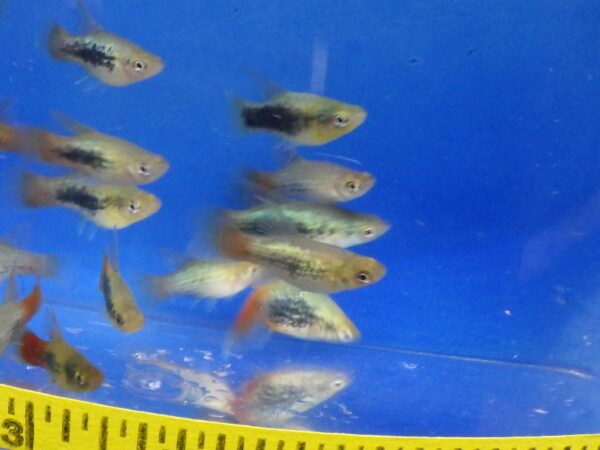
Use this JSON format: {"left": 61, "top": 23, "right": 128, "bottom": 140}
{"left": 20, "top": 326, "right": 103, "bottom": 392}
{"left": 48, "top": 0, "right": 164, "bottom": 87}
{"left": 235, "top": 83, "right": 366, "bottom": 146}
{"left": 217, "top": 227, "right": 386, "bottom": 293}
{"left": 232, "top": 369, "right": 350, "bottom": 426}
{"left": 247, "top": 156, "right": 375, "bottom": 203}
{"left": 0, "top": 277, "right": 42, "bottom": 355}
{"left": 233, "top": 281, "right": 359, "bottom": 343}
{"left": 225, "top": 201, "right": 390, "bottom": 248}
{"left": 0, "top": 242, "right": 56, "bottom": 281}
{"left": 21, "top": 172, "right": 161, "bottom": 229}
{"left": 17, "top": 114, "right": 168, "bottom": 185}
{"left": 147, "top": 260, "right": 261, "bottom": 300}
{"left": 100, "top": 253, "right": 144, "bottom": 333}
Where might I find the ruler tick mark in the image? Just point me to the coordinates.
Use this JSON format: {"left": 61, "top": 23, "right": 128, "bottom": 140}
{"left": 176, "top": 428, "right": 187, "bottom": 450}
{"left": 338, "top": 445, "right": 345, "bottom": 450}
{"left": 159, "top": 425, "right": 166, "bottom": 443}
{"left": 120, "top": 419, "right": 127, "bottom": 437}
{"left": 99, "top": 416, "right": 108, "bottom": 450}
{"left": 137, "top": 422, "right": 148, "bottom": 450}
{"left": 277, "top": 440, "right": 285, "bottom": 450}
{"left": 44, "top": 405, "right": 51, "bottom": 422}
{"left": 237, "top": 436, "right": 245, "bottom": 450}
{"left": 296, "top": 442, "right": 306, "bottom": 450}
{"left": 7, "top": 397, "right": 14, "bottom": 415}
{"left": 256, "top": 438, "right": 266, "bottom": 450}
{"left": 25, "top": 401, "right": 34, "bottom": 450}
{"left": 82, "top": 413, "right": 88, "bottom": 431}
{"left": 62, "top": 409, "right": 71, "bottom": 442}
{"left": 318, "top": 444, "right": 324, "bottom": 450}
{"left": 197, "top": 431, "right": 205, "bottom": 449}
{"left": 217, "top": 433, "right": 227, "bottom": 450}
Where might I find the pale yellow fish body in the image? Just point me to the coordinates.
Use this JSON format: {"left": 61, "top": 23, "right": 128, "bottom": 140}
{"left": 148, "top": 260, "right": 261, "bottom": 300}
{"left": 0, "top": 242, "right": 56, "bottom": 281}
{"left": 21, "top": 173, "right": 161, "bottom": 229}
{"left": 101, "top": 255, "right": 144, "bottom": 333}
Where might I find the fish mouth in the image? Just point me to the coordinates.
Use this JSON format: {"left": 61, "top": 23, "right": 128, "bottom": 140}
{"left": 354, "top": 109, "right": 367, "bottom": 127}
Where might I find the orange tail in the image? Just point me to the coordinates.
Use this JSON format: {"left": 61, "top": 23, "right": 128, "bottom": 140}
{"left": 232, "top": 287, "right": 267, "bottom": 337}
{"left": 21, "top": 284, "right": 42, "bottom": 324}
{"left": 0, "top": 123, "right": 18, "bottom": 151}
{"left": 217, "top": 226, "right": 251, "bottom": 260}
{"left": 246, "top": 170, "right": 275, "bottom": 190}
{"left": 21, "top": 172, "right": 54, "bottom": 208}
{"left": 20, "top": 330, "right": 47, "bottom": 367}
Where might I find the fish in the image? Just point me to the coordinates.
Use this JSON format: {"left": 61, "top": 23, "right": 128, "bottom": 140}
{"left": 225, "top": 200, "right": 390, "bottom": 248}
{"left": 233, "top": 281, "right": 359, "bottom": 343}
{"left": 0, "top": 123, "right": 18, "bottom": 151}
{"left": 217, "top": 227, "right": 386, "bottom": 293}
{"left": 21, "top": 172, "right": 161, "bottom": 229}
{"left": 247, "top": 156, "right": 375, "bottom": 203}
{"left": 47, "top": 0, "right": 164, "bottom": 87}
{"left": 146, "top": 260, "right": 261, "bottom": 300}
{"left": 100, "top": 252, "right": 144, "bottom": 333}
{"left": 232, "top": 369, "right": 350, "bottom": 426}
{"left": 0, "top": 241, "right": 56, "bottom": 281}
{"left": 19, "top": 326, "right": 103, "bottom": 392}
{"left": 134, "top": 357, "right": 235, "bottom": 416}
{"left": 17, "top": 114, "right": 168, "bottom": 185}
{"left": 234, "top": 80, "right": 366, "bottom": 146}
{"left": 0, "top": 276, "right": 42, "bottom": 355}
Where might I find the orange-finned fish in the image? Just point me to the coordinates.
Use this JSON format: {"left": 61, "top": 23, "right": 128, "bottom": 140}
{"left": 48, "top": 0, "right": 163, "bottom": 87}
{"left": 217, "top": 227, "right": 386, "bottom": 293}
{"left": 232, "top": 369, "right": 350, "bottom": 426}
{"left": 16, "top": 114, "right": 168, "bottom": 185}
{"left": 146, "top": 259, "right": 261, "bottom": 300}
{"left": 20, "top": 326, "right": 103, "bottom": 392}
{"left": 100, "top": 251, "right": 144, "bottom": 333}
{"left": 0, "top": 241, "right": 56, "bottom": 281}
{"left": 0, "top": 276, "right": 42, "bottom": 355}
{"left": 21, "top": 172, "right": 161, "bottom": 229}
{"left": 247, "top": 156, "right": 375, "bottom": 203}
{"left": 232, "top": 281, "right": 359, "bottom": 343}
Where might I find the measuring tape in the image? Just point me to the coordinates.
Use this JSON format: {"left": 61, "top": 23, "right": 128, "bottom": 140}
{"left": 0, "top": 384, "right": 598, "bottom": 450}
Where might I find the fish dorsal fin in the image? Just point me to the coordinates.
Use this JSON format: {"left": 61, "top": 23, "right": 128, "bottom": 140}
{"left": 46, "top": 307, "right": 63, "bottom": 343}
{"left": 76, "top": 0, "right": 104, "bottom": 34}
{"left": 51, "top": 111, "right": 96, "bottom": 135}
{"left": 282, "top": 148, "right": 304, "bottom": 166}
{"left": 243, "top": 68, "right": 287, "bottom": 100}
{"left": 3, "top": 268, "right": 18, "bottom": 304}
{"left": 309, "top": 39, "right": 328, "bottom": 95}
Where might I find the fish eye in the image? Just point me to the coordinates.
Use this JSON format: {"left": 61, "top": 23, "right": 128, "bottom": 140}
{"left": 115, "top": 314, "right": 124, "bottom": 326}
{"left": 74, "top": 370, "right": 86, "bottom": 386}
{"left": 345, "top": 180, "right": 359, "bottom": 192}
{"left": 332, "top": 378, "right": 345, "bottom": 388}
{"left": 363, "top": 227, "right": 374, "bottom": 237}
{"left": 138, "top": 163, "right": 151, "bottom": 176}
{"left": 134, "top": 60, "right": 147, "bottom": 72}
{"left": 128, "top": 201, "right": 140, "bottom": 215}
{"left": 334, "top": 113, "right": 349, "bottom": 128}
{"left": 356, "top": 271, "right": 371, "bottom": 284}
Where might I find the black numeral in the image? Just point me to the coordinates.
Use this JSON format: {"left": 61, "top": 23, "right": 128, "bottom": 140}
{"left": 1, "top": 418, "right": 24, "bottom": 447}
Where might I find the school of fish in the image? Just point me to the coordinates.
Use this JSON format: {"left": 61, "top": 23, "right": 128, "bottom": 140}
{"left": 0, "top": 0, "right": 387, "bottom": 425}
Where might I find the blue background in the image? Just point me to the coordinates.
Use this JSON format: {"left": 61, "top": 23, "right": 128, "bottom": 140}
{"left": 0, "top": 0, "right": 600, "bottom": 437}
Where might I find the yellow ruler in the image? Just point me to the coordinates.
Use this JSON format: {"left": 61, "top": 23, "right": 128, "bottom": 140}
{"left": 0, "top": 384, "right": 598, "bottom": 450}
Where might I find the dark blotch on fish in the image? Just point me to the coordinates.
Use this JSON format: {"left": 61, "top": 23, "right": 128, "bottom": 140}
{"left": 256, "top": 384, "right": 305, "bottom": 407}
{"left": 267, "top": 298, "right": 318, "bottom": 328}
{"left": 61, "top": 40, "right": 116, "bottom": 71}
{"left": 56, "top": 186, "right": 105, "bottom": 211}
{"left": 56, "top": 146, "right": 109, "bottom": 169}
{"left": 241, "top": 105, "right": 308, "bottom": 136}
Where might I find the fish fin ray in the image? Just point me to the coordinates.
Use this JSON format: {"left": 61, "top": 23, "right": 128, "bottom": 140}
{"left": 20, "top": 330, "right": 47, "bottom": 367}
{"left": 51, "top": 111, "right": 95, "bottom": 135}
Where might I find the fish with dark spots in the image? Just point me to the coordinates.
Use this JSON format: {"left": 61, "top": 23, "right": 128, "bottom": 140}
{"left": 56, "top": 146, "right": 109, "bottom": 169}
{"left": 231, "top": 281, "right": 359, "bottom": 343}
{"left": 21, "top": 172, "right": 161, "bottom": 229}
{"left": 60, "top": 39, "right": 116, "bottom": 71}
{"left": 241, "top": 105, "right": 308, "bottom": 136}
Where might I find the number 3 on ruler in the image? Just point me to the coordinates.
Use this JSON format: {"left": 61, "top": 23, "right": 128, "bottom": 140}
{"left": 1, "top": 418, "right": 24, "bottom": 447}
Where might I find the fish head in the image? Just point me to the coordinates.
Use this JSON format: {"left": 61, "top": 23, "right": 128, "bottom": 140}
{"left": 351, "top": 215, "right": 391, "bottom": 246}
{"left": 340, "top": 255, "right": 386, "bottom": 290}
{"left": 63, "top": 353, "right": 104, "bottom": 392}
{"left": 114, "top": 306, "right": 145, "bottom": 333}
{"left": 312, "top": 102, "right": 367, "bottom": 144}
{"left": 115, "top": 189, "right": 162, "bottom": 227}
{"left": 335, "top": 170, "right": 375, "bottom": 201}
{"left": 336, "top": 317, "right": 360, "bottom": 343}
{"left": 122, "top": 49, "right": 164, "bottom": 82}
{"left": 126, "top": 153, "right": 170, "bottom": 185}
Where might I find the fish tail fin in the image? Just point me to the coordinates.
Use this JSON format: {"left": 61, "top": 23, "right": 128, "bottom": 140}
{"left": 21, "top": 172, "right": 53, "bottom": 208}
{"left": 0, "top": 123, "right": 18, "bottom": 151}
{"left": 36, "top": 254, "right": 58, "bottom": 279}
{"left": 47, "top": 24, "right": 69, "bottom": 61}
{"left": 143, "top": 275, "right": 171, "bottom": 301}
{"left": 16, "top": 127, "right": 58, "bottom": 161}
{"left": 21, "top": 283, "right": 42, "bottom": 324}
{"left": 19, "top": 330, "right": 47, "bottom": 367}
{"left": 217, "top": 226, "right": 251, "bottom": 260}
{"left": 232, "top": 288, "right": 266, "bottom": 337}
{"left": 246, "top": 169, "right": 276, "bottom": 192}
